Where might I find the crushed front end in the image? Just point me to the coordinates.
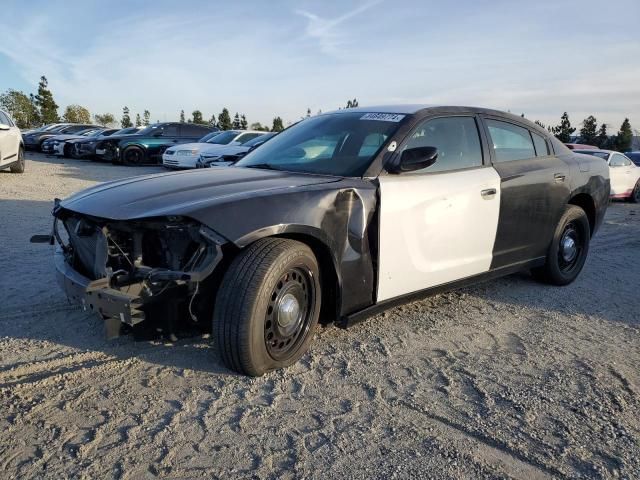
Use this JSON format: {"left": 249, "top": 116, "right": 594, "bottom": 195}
{"left": 51, "top": 204, "right": 225, "bottom": 337}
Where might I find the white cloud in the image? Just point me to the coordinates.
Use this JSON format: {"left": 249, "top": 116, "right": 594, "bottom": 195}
{"left": 296, "top": 1, "right": 382, "bottom": 56}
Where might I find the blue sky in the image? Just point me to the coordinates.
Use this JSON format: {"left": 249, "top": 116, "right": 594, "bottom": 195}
{"left": 0, "top": 0, "right": 638, "bottom": 129}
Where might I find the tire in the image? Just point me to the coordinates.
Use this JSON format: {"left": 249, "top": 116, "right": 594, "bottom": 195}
{"left": 531, "top": 205, "right": 590, "bottom": 286}
{"left": 213, "top": 238, "right": 321, "bottom": 376}
{"left": 631, "top": 181, "right": 640, "bottom": 203}
{"left": 121, "top": 146, "right": 145, "bottom": 166}
{"left": 9, "top": 147, "right": 25, "bottom": 173}
{"left": 63, "top": 144, "right": 73, "bottom": 158}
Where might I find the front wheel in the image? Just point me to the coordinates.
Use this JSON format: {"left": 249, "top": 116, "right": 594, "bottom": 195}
{"left": 213, "top": 238, "right": 321, "bottom": 376}
{"left": 531, "top": 205, "right": 590, "bottom": 285}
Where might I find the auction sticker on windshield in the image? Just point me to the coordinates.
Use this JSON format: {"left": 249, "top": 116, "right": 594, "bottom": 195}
{"left": 360, "top": 113, "right": 405, "bottom": 122}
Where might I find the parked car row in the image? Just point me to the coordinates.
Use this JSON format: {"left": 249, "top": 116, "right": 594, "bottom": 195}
{"left": 41, "top": 127, "right": 118, "bottom": 155}
{"left": 162, "top": 130, "right": 274, "bottom": 168}
{"left": 23, "top": 123, "right": 100, "bottom": 150}
{"left": 93, "top": 122, "right": 217, "bottom": 165}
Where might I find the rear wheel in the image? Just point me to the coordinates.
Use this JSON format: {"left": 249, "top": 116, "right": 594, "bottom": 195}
{"left": 531, "top": 205, "right": 590, "bottom": 285}
{"left": 122, "top": 146, "right": 145, "bottom": 166}
{"left": 213, "top": 238, "right": 321, "bottom": 376}
{"left": 9, "top": 147, "right": 25, "bottom": 173}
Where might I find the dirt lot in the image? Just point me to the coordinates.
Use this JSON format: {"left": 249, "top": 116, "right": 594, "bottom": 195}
{"left": 0, "top": 153, "right": 639, "bottom": 479}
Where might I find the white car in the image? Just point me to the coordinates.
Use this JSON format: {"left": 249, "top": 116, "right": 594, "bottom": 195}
{"left": 197, "top": 132, "right": 277, "bottom": 167}
{"left": 162, "top": 130, "right": 267, "bottom": 168}
{"left": 0, "top": 109, "right": 24, "bottom": 173}
{"left": 575, "top": 149, "right": 640, "bottom": 202}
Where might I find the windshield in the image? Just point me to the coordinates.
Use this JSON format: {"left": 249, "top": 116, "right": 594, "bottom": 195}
{"left": 86, "top": 129, "right": 106, "bottom": 137}
{"left": 198, "top": 131, "right": 222, "bottom": 143}
{"left": 137, "top": 124, "right": 164, "bottom": 135}
{"left": 79, "top": 128, "right": 100, "bottom": 136}
{"left": 113, "top": 127, "right": 138, "bottom": 135}
{"left": 205, "top": 130, "right": 240, "bottom": 144}
{"left": 244, "top": 133, "right": 274, "bottom": 147}
{"left": 235, "top": 112, "right": 405, "bottom": 176}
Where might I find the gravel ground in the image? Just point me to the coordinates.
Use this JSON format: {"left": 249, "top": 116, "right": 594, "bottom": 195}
{"left": 0, "top": 153, "right": 639, "bottom": 480}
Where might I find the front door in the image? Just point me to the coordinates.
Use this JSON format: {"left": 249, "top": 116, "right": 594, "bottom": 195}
{"left": 609, "top": 153, "right": 636, "bottom": 197}
{"left": 377, "top": 115, "right": 501, "bottom": 302}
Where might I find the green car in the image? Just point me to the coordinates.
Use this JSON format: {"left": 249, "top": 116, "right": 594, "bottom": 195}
{"left": 94, "top": 122, "right": 217, "bottom": 165}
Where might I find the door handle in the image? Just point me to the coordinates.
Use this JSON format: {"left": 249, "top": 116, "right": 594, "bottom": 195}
{"left": 481, "top": 188, "right": 496, "bottom": 199}
{"left": 554, "top": 173, "right": 566, "bottom": 183}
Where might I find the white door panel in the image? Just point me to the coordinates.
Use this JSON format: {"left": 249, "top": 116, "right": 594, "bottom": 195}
{"left": 0, "top": 126, "right": 20, "bottom": 166}
{"left": 377, "top": 167, "right": 501, "bottom": 301}
{"left": 610, "top": 166, "right": 635, "bottom": 196}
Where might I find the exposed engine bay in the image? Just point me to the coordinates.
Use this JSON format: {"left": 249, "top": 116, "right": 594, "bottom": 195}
{"left": 51, "top": 205, "right": 225, "bottom": 338}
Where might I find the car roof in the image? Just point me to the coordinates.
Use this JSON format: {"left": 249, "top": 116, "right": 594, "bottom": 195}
{"left": 323, "top": 104, "right": 546, "bottom": 129}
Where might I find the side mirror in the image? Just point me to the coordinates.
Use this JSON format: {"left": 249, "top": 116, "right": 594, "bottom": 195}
{"left": 152, "top": 130, "right": 163, "bottom": 137}
{"left": 0, "top": 123, "right": 10, "bottom": 131}
{"left": 389, "top": 146, "right": 438, "bottom": 173}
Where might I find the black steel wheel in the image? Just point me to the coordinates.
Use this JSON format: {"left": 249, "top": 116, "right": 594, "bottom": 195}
{"left": 213, "top": 238, "right": 321, "bottom": 376}
{"left": 264, "top": 266, "right": 315, "bottom": 361}
{"left": 531, "top": 205, "right": 590, "bottom": 285}
{"left": 557, "top": 222, "right": 584, "bottom": 275}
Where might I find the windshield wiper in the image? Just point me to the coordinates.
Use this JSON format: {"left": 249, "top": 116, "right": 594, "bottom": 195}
{"left": 243, "top": 163, "right": 282, "bottom": 171}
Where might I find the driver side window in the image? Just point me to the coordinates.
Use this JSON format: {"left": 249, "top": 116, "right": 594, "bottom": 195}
{"left": 404, "top": 116, "right": 483, "bottom": 173}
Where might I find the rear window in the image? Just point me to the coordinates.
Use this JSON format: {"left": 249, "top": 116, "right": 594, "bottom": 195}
{"left": 531, "top": 132, "right": 549, "bottom": 156}
{"left": 486, "top": 120, "right": 536, "bottom": 162}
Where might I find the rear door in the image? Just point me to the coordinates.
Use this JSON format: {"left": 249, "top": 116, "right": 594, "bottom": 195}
{"left": 481, "top": 117, "right": 570, "bottom": 268}
{"left": 377, "top": 114, "right": 501, "bottom": 301}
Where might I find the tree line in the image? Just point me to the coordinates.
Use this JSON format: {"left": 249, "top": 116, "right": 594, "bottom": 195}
{"left": 0, "top": 75, "right": 288, "bottom": 132}
{"left": 1, "top": 77, "right": 634, "bottom": 151}
{"left": 533, "top": 112, "right": 634, "bottom": 152}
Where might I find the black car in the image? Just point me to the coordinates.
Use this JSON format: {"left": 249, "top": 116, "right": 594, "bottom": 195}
{"left": 94, "top": 122, "right": 217, "bottom": 165}
{"left": 625, "top": 151, "right": 640, "bottom": 167}
{"left": 71, "top": 127, "right": 140, "bottom": 159}
{"left": 41, "top": 127, "right": 106, "bottom": 155}
{"left": 23, "top": 124, "right": 99, "bottom": 151}
{"left": 37, "top": 105, "right": 609, "bottom": 376}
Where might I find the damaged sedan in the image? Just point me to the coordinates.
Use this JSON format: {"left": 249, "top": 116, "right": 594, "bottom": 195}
{"left": 34, "top": 105, "right": 610, "bottom": 376}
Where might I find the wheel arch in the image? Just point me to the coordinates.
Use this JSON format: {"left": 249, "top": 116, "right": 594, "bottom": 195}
{"left": 232, "top": 225, "right": 342, "bottom": 325}
{"left": 568, "top": 193, "right": 596, "bottom": 236}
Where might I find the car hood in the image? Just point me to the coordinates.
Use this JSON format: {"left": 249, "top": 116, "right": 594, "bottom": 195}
{"left": 48, "top": 134, "right": 85, "bottom": 142}
{"left": 60, "top": 167, "right": 341, "bottom": 225}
